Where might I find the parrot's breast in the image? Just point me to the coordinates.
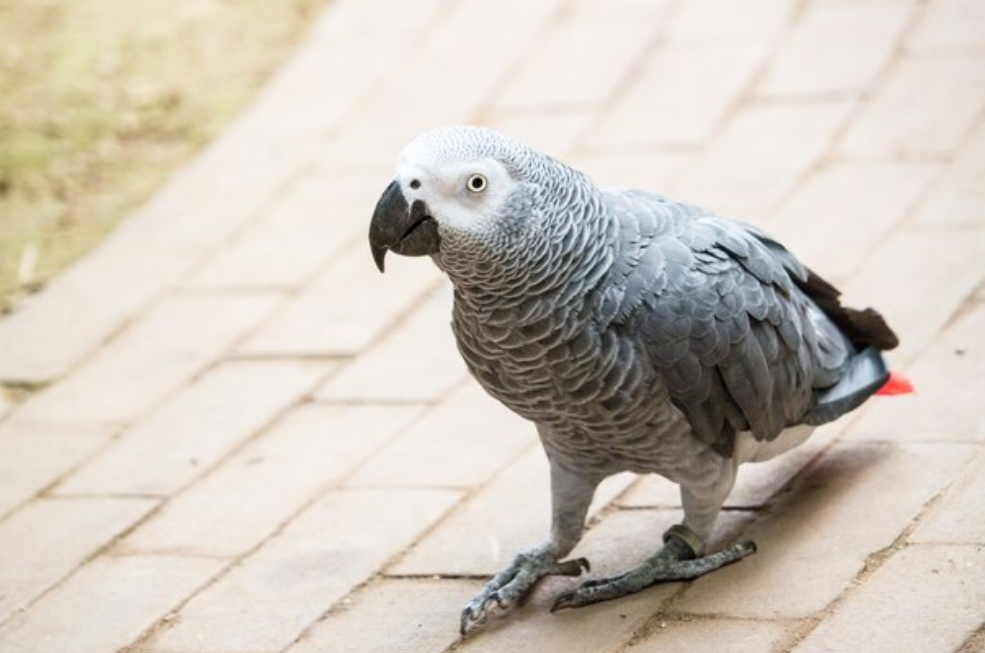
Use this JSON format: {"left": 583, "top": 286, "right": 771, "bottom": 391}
{"left": 451, "top": 297, "right": 708, "bottom": 478}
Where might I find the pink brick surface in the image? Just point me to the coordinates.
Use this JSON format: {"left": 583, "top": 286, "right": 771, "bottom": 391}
{"left": 0, "top": 497, "right": 157, "bottom": 624}
{"left": 287, "top": 579, "right": 479, "bottom": 653}
{"left": 391, "top": 448, "right": 635, "bottom": 576}
{"left": 756, "top": 1, "right": 914, "bottom": 97}
{"left": 346, "top": 383, "right": 534, "bottom": 488}
{"left": 121, "top": 404, "right": 424, "bottom": 557}
{"left": 142, "top": 488, "right": 460, "bottom": 653}
{"left": 792, "top": 544, "right": 985, "bottom": 653}
{"left": 11, "top": 294, "right": 278, "bottom": 428}
{"left": 0, "top": 423, "right": 113, "bottom": 520}
{"left": 0, "top": 0, "right": 983, "bottom": 651}
{"left": 54, "top": 360, "right": 330, "bottom": 496}
{"left": 0, "top": 555, "right": 223, "bottom": 653}
{"left": 671, "top": 442, "right": 973, "bottom": 619}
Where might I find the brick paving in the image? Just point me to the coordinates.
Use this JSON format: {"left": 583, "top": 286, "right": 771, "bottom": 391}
{"left": 0, "top": 0, "right": 983, "bottom": 651}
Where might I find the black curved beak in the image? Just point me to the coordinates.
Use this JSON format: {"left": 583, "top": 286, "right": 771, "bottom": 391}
{"left": 368, "top": 180, "right": 441, "bottom": 273}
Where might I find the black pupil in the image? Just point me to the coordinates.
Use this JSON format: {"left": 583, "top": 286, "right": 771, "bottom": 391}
{"left": 470, "top": 176, "right": 484, "bottom": 190}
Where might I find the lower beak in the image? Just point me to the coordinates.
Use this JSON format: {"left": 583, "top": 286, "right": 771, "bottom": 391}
{"left": 368, "top": 180, "right": 441, "bottom": 272}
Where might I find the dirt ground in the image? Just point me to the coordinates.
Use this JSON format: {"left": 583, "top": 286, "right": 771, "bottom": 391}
{"left": 0, "top": 0, "right": 330, "bottom": 313}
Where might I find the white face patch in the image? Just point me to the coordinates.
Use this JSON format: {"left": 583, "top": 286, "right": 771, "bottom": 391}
{"left": 394, "top": 155, "right": 516, "bottom": 234}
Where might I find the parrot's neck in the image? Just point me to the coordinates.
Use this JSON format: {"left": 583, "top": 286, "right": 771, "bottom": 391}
{"left": 440, "top": 179, "right": 615, "bottom": 326}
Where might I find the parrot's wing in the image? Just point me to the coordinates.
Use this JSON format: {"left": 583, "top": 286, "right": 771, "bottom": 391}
{"left": 601, "top": 190, "right": 880, "bottom": 457}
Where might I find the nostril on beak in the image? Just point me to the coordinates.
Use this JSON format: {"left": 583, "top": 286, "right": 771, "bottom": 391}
{"left": 409, "top": 179, "right": 421, "bottom": 190}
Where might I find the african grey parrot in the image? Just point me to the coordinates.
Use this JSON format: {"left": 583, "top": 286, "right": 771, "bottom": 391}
{"left": 368, "top": 126, "right": 902, "bottom": 634}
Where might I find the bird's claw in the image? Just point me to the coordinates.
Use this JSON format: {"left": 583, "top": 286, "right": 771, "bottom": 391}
{"left": 551, "top": 539, "right": 759, "bottom": 613}
{"left": 460, "top": 553, "right": 591, "bottom": 636}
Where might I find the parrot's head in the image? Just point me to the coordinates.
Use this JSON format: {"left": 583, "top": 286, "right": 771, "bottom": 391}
{"left": 369, "top": 125, "right": 568, "bottom": 276}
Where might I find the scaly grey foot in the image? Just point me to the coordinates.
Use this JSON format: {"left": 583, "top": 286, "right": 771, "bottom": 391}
{"left": 551, "top": 526, "right": 756, "bottom": 612}
{"left": 461, "top": 549, "right": 590, "bottom": 635}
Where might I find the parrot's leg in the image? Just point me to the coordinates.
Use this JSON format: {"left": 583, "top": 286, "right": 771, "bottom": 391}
{"left": 460, "top": 461, "right": 599, "bottom": 635}
{"left": 551, "top": 471, "right": 756, "bottom": 611}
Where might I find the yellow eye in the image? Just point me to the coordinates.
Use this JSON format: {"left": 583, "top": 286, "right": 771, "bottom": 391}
{"left": 466, "top": 174, "right": 488, "bottom": 193}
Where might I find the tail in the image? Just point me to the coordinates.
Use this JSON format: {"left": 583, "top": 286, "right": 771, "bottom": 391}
{"left": 793, "top": 267, "right": 899, "bottom": 351}
{"left": 794, "top": 269, "right": 912, "bottom": 425}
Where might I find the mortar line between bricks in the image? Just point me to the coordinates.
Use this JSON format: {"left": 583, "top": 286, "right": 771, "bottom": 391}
{"left": 119, "top": 382, "right": 498, "bottom": 652}
{"left": 758, "top": 0, "right": 936, "bottom": 223}
{"left": 6, "top": 156, "right": 306, "bottom": 391}
{"left": 271, "top": 441, "right": 546, "bottom": 653}
{"left": 122, "top": 481, "right": 456, "bottom": 653}
{"left": 0, "top": 324, "right": 340, "bottom": 524}
{"left": 805, "top": 108, "right": 985, "bottom": 291}
{"left": 305, "top": 439, "right": 557, "bottom": 653}
{"left": 0, "top": 494, "right": 163, "bottom": 632}
{"left": 675, "top": 0, "right": 813, "bottom": 171}
{"left": 307, "top": 0, "right": 461, "bottom": 155}
{"left": 0, "top": 421, "right": 131, "bottom": 527}
{"left": 955, "top": 619, "right": 985, "bottom": 653}
{"left": 566, "top": 0, "right": 685, "bottom": 158}
{"left": 470, "top": 0, "right": 579, "bottom": 125}
{"left": 940, "top": 274, "right": 985, "bottom": 332}
{"left": 775, "top": 448, "right": 985, "bottom": 653}
{"left": 0, "top": 365, "right": 345, "bottom": 630}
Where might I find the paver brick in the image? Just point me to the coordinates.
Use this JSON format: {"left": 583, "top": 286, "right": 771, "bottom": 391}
{"left": 240, "top": 247, "right": 442, "bottom": 357}
{"left": 390, "top": 448, "right": 635, "bottom": 576}
{"left": 0, "top": 497, "right": 157, "bottom": 624}
{"left": 483, "top": 109, "right": 592, "bottom": 158}
{"left": 592, "top": 41, "right": 767, "bottom": 148}
{"left": 914, "top": 121, "right": 985, "bottom": 228}
{"left": 570, "top": 150, "right": 692, "bottom": 193}
{"left": 316, "top": 282, "right": 468, "bottom": 403}
{"left": 346, "top": 382, "right": 534, "bottom": 488}
{"left": 674, "top": 100, "right": 855, "bottom": 216}
{"left": 907, "top": 0, "right": 985, "bottom": 53}
{"left": 315, "top": 0, "right": 568, "bottom": 172}
{"left": 792, "top": 544, "right": 985, "bottom": 653}
{"left": 668, "top": 0, "right": 797, "bottom": 43}
{"left": 626, "top": 617, "right": 799, "bottom": 653}
{"left": 494, "top": 0, "right": 666, "bottom": 110}
{"left": 910, "top": 453, "right": 985, "bottom": 544}
{"left": 142, "top": 488, "right": 460, "bottom": 653}
{"left": 186, "top": 174, "right": 366, "bottom": 290}
{"left": 54, "top": 360, "right": 329, "bottom": 496}
{"left": 0, "top": 423, "right": 113, "bottom": 520}
{"left": 286, "top": 579, "right": 479, "bottom": 653}
{"left": 837, "top": 54, "right": 985, "bottom": 159}
{"left": 231, "top": 0, "right": 447, "bottom": 148}
{"left": 757, "top": 1, "right": 914, "bottom": 98}
{"left": 671, "top": 441, "right": 973, "bottom": 618}
{"left": 120, "top": 404, "right": 423, "bottom": 557}
{"left": 11, "top": 293, "right": 279, "bottom": 428}
{"left": 765, "top": 161, "right": 940, "bottom": 281}
{"left": 0, "top": 554, "right": 224, "bottom": 653}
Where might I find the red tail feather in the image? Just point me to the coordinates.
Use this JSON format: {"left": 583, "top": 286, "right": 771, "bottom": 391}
{"left": 876, "top": 370, "right": 914, "bottom": 396}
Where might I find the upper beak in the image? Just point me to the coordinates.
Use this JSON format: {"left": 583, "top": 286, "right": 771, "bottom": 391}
{"left": 368, "top": 180, "right": 441, "bottom": 272}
